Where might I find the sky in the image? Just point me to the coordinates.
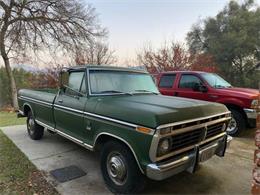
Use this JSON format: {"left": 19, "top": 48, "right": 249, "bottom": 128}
{"left": 86, "top": 0, "right": 259, "bottom": 64}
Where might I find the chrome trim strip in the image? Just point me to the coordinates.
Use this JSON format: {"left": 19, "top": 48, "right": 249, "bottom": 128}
{"left": 151, "top": 132, "right": 226, "bottom": 162}
{"left": 156, "top": 111, "right": 231, "bottom": 130}
{"left": 158, "top": 156, "right": 190, "bottom": 171}
{"left": 94, "top": 132, "right": 145, "bottom": 174}
{"left": 18, "top": 110, "right": 24, "bottom": 116}
{"left": 53, "top": 130, "right": 93, "bottom": 151}
{"left": 34, "top": 120, "right": 93, "bottom": 151}
{"left": 54, "top": 104, "right": 84, "bottom": 114}
{"left": 19, "top": 96, "right": 52, "bottom": 107}
{"left": 84, "top": 111, "right": 138, "bottom": 128}
{"left": 19, "top": 94, "right": 154, "bottom": 133}
{"left": 146, "top": 136, "right": 229, "bottom": 180}
{"left": 53, "top": 104, "right": 153, "bottom": 132}
{"left": 35, "top": 119, "right": 55, "bottom": 131}
{"left": 160, "top": 117, "right": 231, "bottom": 137}
{"left": 243, "top": 108, "right": 257, "bottom": 119}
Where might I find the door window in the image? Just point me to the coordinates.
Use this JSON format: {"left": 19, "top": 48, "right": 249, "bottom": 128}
{"left": 159, "top": 74, "right": 176, "bottom": 88}
{"left": 79, "top": 74, "right": 87, "bottom": 94}
{"left": 65, "top": 71, "right": 85, "bottom": 96}
{"left": 179, "top": 75, "right": 203, "bottom": 89}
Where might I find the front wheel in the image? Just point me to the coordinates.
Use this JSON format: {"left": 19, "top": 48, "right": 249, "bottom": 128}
{"left": 100, "top": 141, "right": 146, "bottom": 194}
{"left": 226, "top": 108, "right": 245, "bottom": 136}
{"left": 27, "top": 111, "right": 44, "bottom": 140}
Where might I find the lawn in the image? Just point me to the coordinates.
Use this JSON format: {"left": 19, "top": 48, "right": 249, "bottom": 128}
{"left": 0, "top": 111, "right": 58, "bottom": 194}
{"left": 0, "top": 130, "right": 58, "bottom": 194}
{"left": 0, "top": 111, "right": 26, "bottom": 127}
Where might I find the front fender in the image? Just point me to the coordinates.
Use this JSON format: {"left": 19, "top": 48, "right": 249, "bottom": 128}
{"left": 93, "top": 126, "right": 154, "bottom": 173}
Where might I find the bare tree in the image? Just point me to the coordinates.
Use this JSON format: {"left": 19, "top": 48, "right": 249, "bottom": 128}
{"left": 0, "top": 0, "right": 106, "bottom": 109}
{"left": 137, "top": 41, "right": 191, "bottom": 73}
{"left": 75, "top": 40, "right": 117, "bottom": 65}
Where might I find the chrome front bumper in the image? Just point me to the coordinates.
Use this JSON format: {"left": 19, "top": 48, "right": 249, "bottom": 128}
{"left": 244, "top": 108, "right": 257, "bottom": 119}
{"left": 146, "top": 134, "right": 232, "bottom": 181}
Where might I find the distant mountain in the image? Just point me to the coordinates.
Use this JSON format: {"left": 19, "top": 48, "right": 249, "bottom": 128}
{"left": 11, "top": 64, "right": 45, "bottom": 73}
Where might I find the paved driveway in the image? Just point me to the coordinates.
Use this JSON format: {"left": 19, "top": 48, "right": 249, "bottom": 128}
{"left": 2, "top": 125, "right": 255, "bottom": 194}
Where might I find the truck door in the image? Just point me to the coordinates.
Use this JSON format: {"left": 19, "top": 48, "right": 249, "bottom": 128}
{"left": 158, "top": 74, "right": 177, "bottom": 96}
{"left": 54, "top": 71, "right": 88, "bottom": 141}
{"left": 175, "top": 74, "right": 210, "bottom": 101}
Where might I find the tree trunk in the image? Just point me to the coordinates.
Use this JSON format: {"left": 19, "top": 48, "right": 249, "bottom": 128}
{"left": 1, "top": 55, "right": 18, "bottom": 110}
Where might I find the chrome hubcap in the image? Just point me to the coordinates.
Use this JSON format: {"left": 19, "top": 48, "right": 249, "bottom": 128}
{"left": 227, "top": 116, "right": 237, "bottom": 133}
{"left": 28, "top": 117, "right": 35, "bottom": 133}
{"left": 106, "top": 152, "right": 127, "bottom": 185}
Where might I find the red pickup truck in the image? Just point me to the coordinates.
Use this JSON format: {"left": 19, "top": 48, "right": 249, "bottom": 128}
{"left": 157, "top": 71, "right": 259, "bottom": 136}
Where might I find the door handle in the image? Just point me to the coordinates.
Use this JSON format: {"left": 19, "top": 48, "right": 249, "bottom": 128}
{"left": 58, "top": 99, "right": 63, "bottom": 103}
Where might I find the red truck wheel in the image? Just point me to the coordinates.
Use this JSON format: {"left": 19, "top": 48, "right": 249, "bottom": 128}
{"left": 27, "top": 111, "right": 44, "bottom": 140}
{"left": 227, "top": 108, "right": 246, "bottom": 136}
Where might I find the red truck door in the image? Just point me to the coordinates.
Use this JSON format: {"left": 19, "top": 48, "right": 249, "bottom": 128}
{"left": 174, "top": 73, "right": 210, "bottom": 101}
{"left": 157, "top": 73, "right": 177, "bottom": 96}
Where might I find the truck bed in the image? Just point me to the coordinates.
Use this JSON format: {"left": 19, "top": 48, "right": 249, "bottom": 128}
{"left": 18, "top": 89, "right": 57, "bottom": 128}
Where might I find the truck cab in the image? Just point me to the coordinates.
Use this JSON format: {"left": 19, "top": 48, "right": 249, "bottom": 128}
{"left": 157, "top": 71, "right": 259, "bottom": 135}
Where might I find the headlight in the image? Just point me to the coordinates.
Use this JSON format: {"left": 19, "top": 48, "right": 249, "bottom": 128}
{"left": 221, "top": 123, "right": 227, "bottom": 131}
{"left": 251, "top": 99, "right": 259, "bottom": 108}
{"left": 160, "top": 127, "right": 172, "bottom": 135}
{"left": 157, "top": 138, "right": 171, "bottom": 156}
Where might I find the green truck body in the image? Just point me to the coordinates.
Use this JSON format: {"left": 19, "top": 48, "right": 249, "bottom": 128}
{"left": 18, "top": 66, "right": 232, "bottom": 193}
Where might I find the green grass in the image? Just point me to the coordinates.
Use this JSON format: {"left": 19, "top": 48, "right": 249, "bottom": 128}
{"left": 0, "top": 111, "right": 26, "bottom": 127}
{"left": 0, "top": 129, "right": 58, "bottom": 194}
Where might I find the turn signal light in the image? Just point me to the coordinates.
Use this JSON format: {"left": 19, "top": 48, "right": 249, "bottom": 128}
{"left": 136, "top": 126, "right": 153, "bottom": 134}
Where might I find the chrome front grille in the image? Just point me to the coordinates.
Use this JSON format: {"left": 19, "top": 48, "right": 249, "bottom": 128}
{"left": 171, "top": 128, "right": 203, "bottom": 151}
{"left": 206, "top": 122, "right": 225, "bottom": 139}
{"left": 152, "top": 112, "right": 231, "bottom": 161}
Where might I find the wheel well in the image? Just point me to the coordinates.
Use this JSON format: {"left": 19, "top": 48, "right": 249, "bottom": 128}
{"left": 225, "top": 104, "right": 246, "bottom": 119}
{"left": 94, "top": 134, "right": 144, "bottom": 174}
{"left": 23, "top": 105, "right": 31, "bottom": 116}
{"left": 94, "top": 134, "right": 128, "bottom": 152}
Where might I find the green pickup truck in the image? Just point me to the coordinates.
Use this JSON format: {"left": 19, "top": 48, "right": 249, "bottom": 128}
{"left": 18, "top": 66, "right": 232, "bottom": 193}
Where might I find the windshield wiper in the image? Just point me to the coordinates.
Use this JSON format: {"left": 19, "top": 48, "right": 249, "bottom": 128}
{"left": 214, "top": 85, "right": 232, "bottom": 89}
{"left": 133, "top": 89, "right": 159, "bottom": 95}
{"left": 98, "top": 90, "right": 133, "bottom": 95}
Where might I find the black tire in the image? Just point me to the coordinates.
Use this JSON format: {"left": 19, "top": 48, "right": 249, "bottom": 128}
{"left": 100, "top": 141, "right": 146, "bottom": 194}
{"left": 27, "top": 111, "right": 44, "bottom": 140}
{"left": 227, "top": 108, "right": 246, "bottom": 136}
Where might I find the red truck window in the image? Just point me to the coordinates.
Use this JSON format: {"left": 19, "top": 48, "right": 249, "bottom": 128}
{"left": 179, "top": 74, "right": 203, "bottom": 89}
{"left": 159, "top": 74, "right": 176, "bottom": 88}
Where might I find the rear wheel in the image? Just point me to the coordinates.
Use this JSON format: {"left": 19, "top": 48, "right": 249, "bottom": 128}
{"left": 226, "top": 108, "right": 245, "bottom": 136}
{"left": 100, "top": 141, "right": 146, "bottom": 194}
{"left": 27, "top": 111, "right": 44, "bottom": 140}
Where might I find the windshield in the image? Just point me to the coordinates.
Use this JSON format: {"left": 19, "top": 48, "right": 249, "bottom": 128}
{"left": 89, "top": 70, "right": 159, "bottom": 95}
{"left": 201, "top": 73, "right": 232, "bottom": 88}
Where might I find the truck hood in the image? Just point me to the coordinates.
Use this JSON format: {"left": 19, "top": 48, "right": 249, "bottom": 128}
{"left": 216, "top": 87, "right": 259, "bottom": 99}
{"left": 93, "top": 94, "right": 228, "bottom": 128}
